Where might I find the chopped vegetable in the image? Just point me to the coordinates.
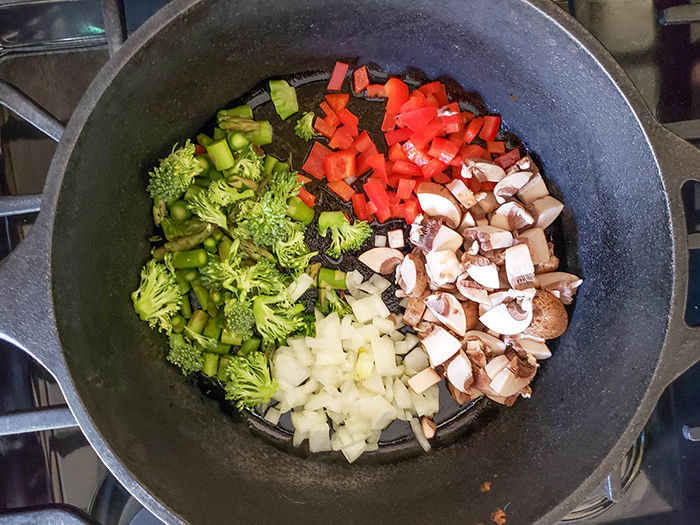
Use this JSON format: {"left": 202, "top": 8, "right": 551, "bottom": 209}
{"left": 166, "top": 333, "right": 203, "bottom": 375}
{"left": 353, "top": 65, "right": 370, "bottom": 94}
{"left": 295, "top": 111, "right": 319, "bottom": 141}
{"left": 147, "top": 140, "right": 204, "bottom": 202}
{"left": 317, "top": 211, "right": 371, "bottom": 259}
{"left": 327, "top": 61, "right": 349, "bottom": 91}
{"left": 252, "top": 293, "right": 306, "bottom": 343}
{"left": 132, "top": 259, "right": 182, "bottom": 333}
{"left": 225, "top": 351, "right": 278, "bottom": 410}
{"left": 269, "top": 79, "right": 299, "bottom": 120}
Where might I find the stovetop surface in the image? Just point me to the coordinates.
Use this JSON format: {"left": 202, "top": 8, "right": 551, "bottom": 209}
{"left": 1, "top": 1, "right": 700, "bottom": 524}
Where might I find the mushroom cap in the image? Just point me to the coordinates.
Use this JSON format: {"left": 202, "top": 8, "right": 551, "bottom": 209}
{"left": 446, "top": 178, "right": 478, "bottom": 209}
{"left": 425, "top": 249, "right": 462, "bottom": 286}
{"left": 465, "top": 330, "right": 507, "bottom": 355}
{"left": 462, "top": 157, "right": 507, "bottom": 182}
{"left": 526, "top": 289, "right": 568, "bottom": 339}
{"left": 446, "top": 351, "right": 473, "bottom": 393}
{"left": 479, "top": 300, "right": 534, "bottom": 335}
{"left": 358, "top": 247, "right": 404, "bottom": 275}
{"left": 463, "top": 300, "right": 479, "bottom": 332}
{"left": 490, "top": 201, "right": 536, "bottom": 232}
{"left": 455, "top": 274, "right": 492, "bottom": 305}
{"left": 398, "top": 253, "right": 428, "bottom": 297}
{"left": 494, "top": 170, "right": 533, "bottom": 204}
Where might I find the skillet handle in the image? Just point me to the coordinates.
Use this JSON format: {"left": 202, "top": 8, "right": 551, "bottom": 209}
{"left": 650, "top": 124, "right": 700, "bottom": 386}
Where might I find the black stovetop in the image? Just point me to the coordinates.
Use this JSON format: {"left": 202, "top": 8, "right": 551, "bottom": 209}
{"left": 1, "top": 1, "right": 700, "bottom": 524}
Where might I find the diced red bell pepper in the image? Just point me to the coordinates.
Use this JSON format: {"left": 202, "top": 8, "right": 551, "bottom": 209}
{"left": 487, "top": 141, "right": 506, "bottom": 155}
{"left": 428, "top": 137, "right": 459, "bottom": 164}
{"left": 385, "top": 127, "right": 413, "bottom": 147}
{"left": 297, "top": 174, "right": 312, "bottom": 184}
{"left": 403, "top": 199, "right": 420, "bottom": 224}
{"left": 433, "top": 171, "right": 451, "bottom": 184}
{"left": 375, "top": 207, "right": 392, "bottom": 223}
{"left": 297, "top": 187, "right": 317, "bottom": 207}
{"left": 384, "top": 78, "right": 410, "bottom": 115}
{"left": 386, "top": 174, "right": 402, "bottom": 188}
{"left": 419, "top": 81, "right": 448, "bottom": 106}
{"left": 324, "top": 150, "right": 356, "bottom": 182}
{"left": 402, "top": 140, "right": 431, "bottom": 167}
{"left": 327, "top": 179, "right": 356, "bottom": 201}
{"left": 481, "top": 181, "right": 497, "bottom": 191}
{"left": 326, "top": 93, "right": 349, "bottom": 112}
{"left": 327, "top": 61, "right": 349, "bottom": 91}
{"left": 356, "top": 143, "right": 379, "bottom": 177}
{"left": 392, "top": 161, "right": 424, "bottom": 177}
{"left": 313, "top": 117, "right": 337, "bottom": 139}
{"left": 319, "top": 101, "right": 340, "bottom": 127}
{"left": 410, "top": 118, "right": 445, "bottom": 150}
{"left": 423, "top": 95, "right": 440, "bottom": 108}
{"left": 451, "top": 165, "right": 461, "bottom": 179}
{"left": 395, "top": 115, "right": 406, "bottom": 128}
{"left": 367, "top": 175, "right": 387, "bottom": 189}
{"left": 460, "top": 144, "right": 487, "bottom": 160}
{"left": 389, "top": 204, "right": 404, "bottom": 218}
{"left": 479, "top": 115, "right": 501, "bottom": 142}
{"left": 387, "top": 191, "right": 401, "bottom": 207}
{"left": 462, "top": 111, "right": 475, "bottom": 123}
{"left": 494, "top": 149, "right": 521, "bottom": 169}
{"left": 329, "top": 126, "right": 355, "bottom": 150}
{"left": 463, "top": 116, "right": 484, "bottom": 144}
{"left": 302, "top": 142, "right": 332, "bottom": 179}
{"left": 366, "top": 84, "right": 387, "bottom": 98}
{"left": 440, "top": 102, "right": 459, "bottom": 114}
{"left": 440, "top": 113, "right": 463, "bottom": 134}
{"left": 381, "top": 111, "right": 397, "bottom": 132}
{"left": 481, "top": 149, "right": 492, "bottom": 161}
{"left": 352, "top": 130, "right": 375, "bottom": 153}
{"left": 352, "top": 193, "right": 369, "bottom": 221}
{"left": 421, "top": 158, "right": 447, "bottom": 179}
{"left": 400, "top": 107, "right": 438, "bottom": 132}
{"left": 396, "top": 178, "right": 417, "bottom": 200}
{"left": 449, "top": 155, "right": 462, "bottom": 167}
{"left": 363, "top": 179, "right": 391, "bottom": 213}
{"left": 366, "top": 199, "right": 378, "bottom": 216}
{"left": 399, "top": 97, "right": 426, "bottom": 114}
{"left": 467, "top": 178, "right": 482, "bottom": 192}
{"left": 336, "top": 108, "right": 359, "bottom": 133}
{"left": 353, "top": 66, "right": 370, "bottom": 95}
{"left": 388, "top": 143, "right": 409, "bottom": 163}
{"left": 194, "top": 144, "right": 207, "bottom": 155}
{"left": 448, "top": 132, "right": 465, "bottom": 148}
{"left": 366, "top": 153, "right": 387, "bottom": 179}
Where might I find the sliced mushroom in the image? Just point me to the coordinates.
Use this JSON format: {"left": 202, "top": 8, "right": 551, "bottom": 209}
{"left": 481, "top": 248, "right": 507, "bottom": 266}
{"left": 456, "top": 274, "right": 492, "bottom": 305}
{"left": 474, "top": 191, "right": 500, "bottom": 213}
{"left": 425, "top": 250, "right": 462, "bottom": 286}
{"left": 494, "top": 170, "right": 533, "bottom": 204}
{"left": 490, "top": 201, "right": 535, "bottom": 232}
{"left": 420, "top": 325, "right": 462, "bottom": 367}
{"left": 388, "top": 229, "right": 405, "bottom": 249}
{"left": 516, "top": 227, "right": 549, "bottom": 265}
{"left": 446, "top": 179, "right": 478, "bottom": 209}
{"left": 446, "top": 351, "right": 473, "bottom": 393}
{"left": 512, "top": 338, "right": 552, "bottom": 360}
{"left": 403, "top": 295, "right": 427, "bottom": 327}
{"left": 397, "top": 254, "right": 428, "bottom": 297}
{"left": 358, "top": 247, "right": 404, "bottom": 275}
{"left": 422, "top": 307, "right": 440, "bottom": 324}
{"left": 429, "top": 225, "right": 464, "bottom": 253}
{"left": 463, "top": 300, "right": 479, "bottom": 332}
{"left": 448, "top": 382, "right": 472, "bottom": 404}
{"left": 420, "top": 417, "right": 437, "bottom": 439}
{"left": 479, "top": 299, "right": 533, "bottom": 335}
{"left": 506, "top": 155, "right": 539, "bottom": 176}
{"left": 484, "top": 355, "right": 510, "bottom": 379}
{"left": 478, "top": 291, "right": 510, "bottom": 317}
{"left": 424, "top": 292, "right": 468, "bottom": 336}
{"left": 464, "top": 337, "right": 488, "bottom": 367}
{"left": 526, "top": 290, "right": 568, "bottom": 339}
{"left": 465, "top": 330, "right": 507, "bottom": 355}
{"left": 409, "top": 215, "right": 442, "bottom": 252}
{"left": 530, "top": 196, "right": 564, "bottom": 229}
{"left": 416, "top": 182, "right": 462, "bottom": 229}
{"left": 466, "top": 240, "right": 480, "bottom": 255}
{"left": 465, "top": 262, "right": 500, "bottom": 290}
{"left": 462, "top": 157, "right": 507, "bottom": 183}
{"left": 462, "top": 225, "right": 513, "bottom": 251}
{"left": 536, "top": 272, "right": 583, "bottom": 305}
{"left": 490, "top": 354, "right": 538, "bottom": 397}
{"left": 535, "top": 242, "right": 560, "bottom": 274}
{"left": 505, "top": 244, "right": 536, "bottom": 290}
{"left": 516, "top": 173, "right": 548, "bottom": 204}
{"left": 407, "top": 366, "right": 443, "bottom": 394}
{"left": 457, "top": 211, "right": 476, "bottom": 234}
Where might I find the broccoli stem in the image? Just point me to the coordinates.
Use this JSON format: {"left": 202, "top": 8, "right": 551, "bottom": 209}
{"left": 263, "top": 155, "right": 278, "bottom": 176}
{"left": 209, "top": 342, "right": 232, "bottom": 355}
{"left": 218, "top": 237, "right": 233, "bottom": 260}
{"left": 163, "top": 224, "right": 214, "bottom": 252}
{"left": 209, "top": 289, "right": 223, "bottom": 306}
{"left": 211, "top": 229, "right": 224, "bottom": 242}
{"left": 227, "top": 132, "right": 249, "bottom": 151}
{"left": 172, "top": 249, "right": 208, "bottom": 269}
{"left": 194, "top": 177, "right": 210, "bottom": 188}
{"left": 206, "top": 139, "right": 235, "bottom": 171}
{"left": 203, "top": 236, "right": 218, "bottom": 253}
{"left": 170, "top": 200, "right": 191, "bottom": 221}
{"left": 221, "top": 329, "right": 243, "bottom": 346}
{"left": 202, "top": 352, "right": 219, "bottom": 376}
{"left": 187, "top": 310, "right": 208, "bottom": 334}
{"left": 181, "top": 268, "right": 199, "bottom": 282}
{"left": 213, "top": 127, "right": 226, "bottom": 140}
{"left": 197, "top": 134, "right": 213, "bottom": 147}
{"left": 286, "top": 196, "right": 315, "bottom": 225}
{"left": 318, "top": 267, "right": 347, "bottom": 289}
{"left": 195, "top": 155, "right": 210, "bottom": 170}
{"left": 238, "top": 336, "right": 262, "bottom": 356}
{"left": 217, "top": 356, "right": 232, "bottom": 381}
{"left": 183, "top": 185, "right": 205, "bottom": 202}
{"left": 191, "top": 282, "right": 209, "bottom": 310}
{"left": 206, "top": 302, "right": 218, "bottom": 318}
{"left": 172, "top": 315, "right": 186, "bottom": 329}
{"left": 175, "top": 271, "right": 191, "bottom": 294}
{"left": 215, "top": 308, "right": 226, "bottom": 329}
{"left": 243, "top": 121, "right": 272, "bottom": 146}
{"left": 219, "top": 105, "right": 254, "bottom": 120}
{"left": 152, "top": 246, "right": 167, "bottom": 260}
{"left": 173, "top": 324, "right": 184, "bottom": 334}
{"left": 269, "top": 79, "right": 299, "bottom": 120}
{"left": 180, "top": 296, "right": 192, "bottom": 319}
{"left": 203, "top": 316, "right": 222, "bottom": 340}
{"left": 317, "top": 211, "right": 348, "bottom": 235}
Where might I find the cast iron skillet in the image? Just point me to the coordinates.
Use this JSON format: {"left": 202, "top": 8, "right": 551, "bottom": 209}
{"left": 1, "top": 0, "right": 700, "bottom": 523}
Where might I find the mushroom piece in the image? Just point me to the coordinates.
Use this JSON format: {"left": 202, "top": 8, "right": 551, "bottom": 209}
{"left": 516, "top": 173, "right": 549, "bottom": 204}
{"left": 409, "top": 215, "right": 441, "bottom": 252}
{"left": 505, "top": 244, "right": 536, "bottom": 290}
{"left": 446, "top": 178, "right": 478, "bottom": 209}
{"left": 463, "top": 337, "right": 489, "bottom": 367}
{"left": 448, "top": 382, "right": 472, "bottom": 404}
{"left": 416, "top": 182, "right": 462, "bottom": 229}
{"left": 493, "top": 170, "right": 533, "bottom": 204}
{"left": 530, "top": 196, "right": 564, "bottom": 229}
{"left": 463, "top": 300, "right": 479, "bottom": 332}
{"left": 462, "top": 225, "right": 514, "bottom": 251}
{"left": 465, "top": 330, "right": 507, "bottom": 355}
{"left": 422, "top": 308, "right": 441, "bottom": 323}
{"left": 535, "top": 242, "right": 560, "bottom": 274}
{"left": 490, "top": 354, "right": 538, "bottom": 397}
{"left": 457, "top": 211, "right": 477, "bottom": 234}
{"left": 474, "top": 191, "right": 500, "bottom": 214}
{"left": 516, "top": 227, "right": 549, "bottom": 265}
{"left": 420, "top": 325, "right": 462, "bottom": 367}
{"left": 358, "top": 247, "right": 404, "bottom": 275}
{"left": 445, "top": 351, "right": 473, "bottom": 393}
{"left": 512, "top": 338, "right": 552, "bottom": 360}
{"left": 490, "top": 201, "right": 535, "bottom": 232}
{"left": 428, "top": 225, "right": 464, "bottom": 253}
{"left": 478, "top": 291, "right": 511, "bottom": 318}
{"left": 536, "top": 272, "right": 583, "bottom": 305}
{"left": 425, "top": 250, "right": 462, "bottom": 286}
{"left": 420, "top": 417, "right": 437, "bottom": 439}
{"left": 407, "top": 366, "right": 443, "bottom": 394}
{"left": 455, "top": 274, "right": 492, "bottom": 305}
{"left": 462, "top": 157, "right": 507, "bottom": 182}
{"left": 479, "top": 299, "right": 533, "bottom": 335}
{"left": 403, "top": 296, "right": 427, "bottom": 327}
{"left": 397, "top": 254, "right": 428, "bottom": 298}
{"left": 484, "top": 355, "right": 510, "bottom": 379}
{"left": 465, "top": 262, "right": 501, "bottom": 290}
{"left": 424, "top": 292, "right": 468, "bottom": 336}
{"left": 387, "top": 229, "right": 405, "bottom": 249}
{"left": 526, "top": 290, "right": 569, "bottom": 339}
{"left": 506, "top": 154, "right": 539, "bottom": 176}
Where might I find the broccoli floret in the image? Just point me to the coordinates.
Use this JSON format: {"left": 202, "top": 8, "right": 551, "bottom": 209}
{"left": 227, "top": 145, "right": 263, "bottom": 181}
{"left": 233, "top": 258, "right": 288, "bottom": 299}
{"left": 317, "top": 211, "right": 372, "bottom": 259}
{"left": 198, "top": 240, "right": 243, "bottom": 290}
{"left": 252, "top": 293, "right": 306, "bottom": 343}
{"left": 183, "top": 326, "right": 218, "bottom": 351}
{"left": 224, "top": 298, "right": 255, "bottom": 340}
{"left": 269, "top": 166, "right": 301, "bottom": 202}
{"left": 167, "top": 333, "right": 203, "bottom": 375}
{"left": 147, "top": 140, "right": 204, "bottom": 202}
{"left": 295, "top": 313, "right": 317, "bottom": 337}
{"left": 274, "top": 223, "right": 317, "bottom": 275}
{"left": 295, "top": 112, "right": 319, "bottom": 141}
{"left": 188, "top": 190, "right": 229, "bottom": 230}
{"left": 317, "top": 288, "right": 353, "bottom": 319}
{"left": 208, "top": 179, "right": 255, "bottom": 207}
{"left": 225, "top": 351, "right": 278, "bottom": 410}
{"left": 234, "top": 191, "right": 290, "bottom": 248}
{"left": 131, "top": 259, "right": 182, "bottom": 333}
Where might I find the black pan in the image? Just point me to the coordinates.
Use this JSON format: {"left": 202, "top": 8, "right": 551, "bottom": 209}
{"left": 1, "top": 0, "right": 700, "bottom": 524}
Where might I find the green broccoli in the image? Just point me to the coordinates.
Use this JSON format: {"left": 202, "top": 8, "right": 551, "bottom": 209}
{"left": 274, "top": 223, "right": 317, "bottom": 275}
{"left": 183, "top": 326, "right": 218, "bottom": 351}
{"left": 317, "top": 288, "right": 353, "bottom": 319}
{"left": 317, "top": 211, "right": 372, "bottom": 259}
{"left": 167, "top": 333, "right": 203, "bottom": 375}
{"left": 252, "top": 293, "right": 306, "bottom": 343}
{"left": 269, "top": 166, "right": 301, "bottom": 202}
{"left": 295, "top": 112, "right": 319, "bottom": 141}
{"left": 131, "top": 259, "right": 182, "bottom": 333}
{"left": 226, "top": 145, "right": 263, "bottom": 181}
{"left": 198, "top": 239, "right": 243, "bottom": 290}
{"left": 225, "top": 351, "right": 278, "bottom": 410}
{"left": 187, "top": 190, "right": 228, "bottom": 230}
{"left": 208, "top": 179, "right": 255, "bottom": 207}
{"left": 232, "top": 258, "right": 288, "bottom": 299}
{"left": 295, "top": 313, "right": 317, "bottom": 337}
{"left": 234, "top": 191, "right": 291, "bottom": 248}
{"left": 147, "top": 140, "right": 204, "bottom": 202}
{"left": 223, "top": 298, "right": 255, "bottom": 340}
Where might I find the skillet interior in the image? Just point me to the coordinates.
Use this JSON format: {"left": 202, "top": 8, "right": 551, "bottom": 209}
{"left": 50, "top": 0, "right": 673, "bottom": 523}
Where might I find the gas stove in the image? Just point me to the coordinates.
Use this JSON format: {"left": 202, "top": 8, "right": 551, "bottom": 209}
{"left": 1, "top": 1, "right": 700, "bottom": 524}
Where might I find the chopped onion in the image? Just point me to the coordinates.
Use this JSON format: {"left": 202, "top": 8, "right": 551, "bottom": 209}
{"left": 288, "top": 273, "right": 314, "bottom": 302}
{"left": 374, "top": 235, "right": 387, "bottom": 247}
